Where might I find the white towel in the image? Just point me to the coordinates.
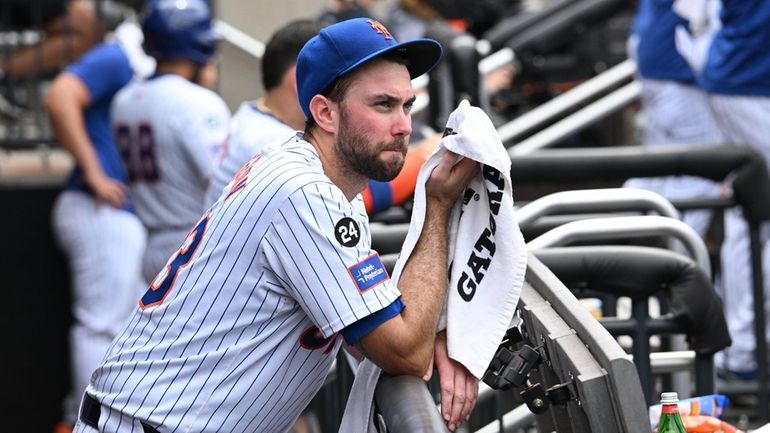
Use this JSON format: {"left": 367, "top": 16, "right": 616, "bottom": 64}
{"left": 673, "top": 0, "right": 721, "bottom": 74}
{"left": 111, "top": 21, "right": 157, "bottom": 79}
{"left": 673, "top": 0, "right": 710, "bottom": 35}
{"left": 338, "top": 100, "right": 527, "bottom": 433}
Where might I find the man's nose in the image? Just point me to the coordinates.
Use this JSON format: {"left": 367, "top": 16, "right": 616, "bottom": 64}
{"left": 392, "top": 109, "right": 412, "bottom": 137}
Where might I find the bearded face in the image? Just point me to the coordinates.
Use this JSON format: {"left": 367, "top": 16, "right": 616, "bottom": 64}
{"left": 335, "top": 106, "right": 407, "bottom": 182}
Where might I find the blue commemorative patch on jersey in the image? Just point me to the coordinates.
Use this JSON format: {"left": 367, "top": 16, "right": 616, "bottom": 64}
{"left": 348, "top": 254, "right": 389, "bottom": 293}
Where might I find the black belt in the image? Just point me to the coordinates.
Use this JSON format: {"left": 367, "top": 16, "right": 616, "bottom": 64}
{"left": 80, "top": 393, "right": 161, "bottom": 433}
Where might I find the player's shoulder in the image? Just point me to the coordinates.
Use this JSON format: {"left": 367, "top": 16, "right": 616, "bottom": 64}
{"left": 172, "top": 78, "right": 225, "bottom": 103}
{"left": 219, "top": 135, "right": 354, "bottom": 223}
{"left": 231, "top": 102, "right": 283, "bottom": 130}
{"left": 263, "top": 135, "right": 322, "bottom": 173}
{"left": 172, "top": 79, "right": 229, "bottom": 116}
{"left": 232, "top": 102, "right": 288, "bottom": 128}
{"left": 66, "top": 42, "right": 132, "bottom": 87}
{"left": 240, "top": 136, "right": 325, "bottom": 193}
{"left": 136, "top": 76, "right": 228, "bottom": 119}
{"left": 265, "top": 137, "right": 346, "bottom": 200}
{"left": 229, "top": 103, "right": 294, "bottom": 153}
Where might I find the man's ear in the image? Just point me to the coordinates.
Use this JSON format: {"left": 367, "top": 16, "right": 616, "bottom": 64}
{"left": 309, "top": 94, "right": 338, "bottom": 134}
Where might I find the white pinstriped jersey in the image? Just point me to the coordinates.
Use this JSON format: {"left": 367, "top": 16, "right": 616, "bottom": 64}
{"left": 84, "top": 134, "right": 401, "bottom": 433}
{"left": 112, "top": 74, "right": 229, "bottom": 233}
{"left": 205, "top": 101, "right": 295, "bottom": 206}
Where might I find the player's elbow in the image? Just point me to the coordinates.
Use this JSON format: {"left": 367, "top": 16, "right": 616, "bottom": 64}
{"left": 372, "top": 343, "right": 433, "bottom": 378}
{"left": 43, "top": 86, "right": 60, "bottom": 114}
{"left": 44, "top": 82, "right": 70, "bottom": 117}
{"left": 380, "top": 358, "right": 429, "bottom": 378}
{"left": 357, "top": 316, "right": 435, "bottom": 377}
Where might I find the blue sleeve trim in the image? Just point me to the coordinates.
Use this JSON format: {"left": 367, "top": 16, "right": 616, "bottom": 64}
{"left": 367, "top": 180, "right": 393, "bottom": 215}
{"left": 340, "top": 298, "right": 404, "bottom": 345}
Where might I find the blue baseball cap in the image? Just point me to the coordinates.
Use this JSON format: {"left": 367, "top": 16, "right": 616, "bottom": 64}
{"left": 296, "top": 17, "right": 443, "bottom": 118}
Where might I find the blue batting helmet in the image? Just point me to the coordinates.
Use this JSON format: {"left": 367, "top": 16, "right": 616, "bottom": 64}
{"left": 141, "top": 0, "right": 217, "bottom": 65}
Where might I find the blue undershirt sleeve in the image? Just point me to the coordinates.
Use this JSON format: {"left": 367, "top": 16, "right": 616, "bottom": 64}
{"left": 340, "top": 298, "right": 405, "bottom": 345}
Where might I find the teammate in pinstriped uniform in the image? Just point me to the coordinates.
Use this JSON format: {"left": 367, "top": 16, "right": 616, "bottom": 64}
{"left": 45, "top": 21, "right": 153, "bottom": 431}
{"left": 624, "top": 0, "right": 723, "bottom": 238}
{"left": 112, "top": 0, "right": 230, "bottom": 283}
{"left": 695, "top": 0, "right": 770, "bottom": 378}
{"left": 205, "top": 19, "right": 442, "bottom": 216}
{"left": 74, "top": 17, "right": 479, "bottom": 433}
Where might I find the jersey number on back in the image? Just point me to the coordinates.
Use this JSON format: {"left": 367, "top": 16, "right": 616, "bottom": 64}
{"left": 115, "top": 123, "right": 160, "bottom": 182}
{"left": 140, "top": 215, "right": 210, "bottom": 309}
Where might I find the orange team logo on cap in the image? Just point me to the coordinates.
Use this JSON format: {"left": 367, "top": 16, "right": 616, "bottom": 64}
{"left": 367, "top": 19, "right": 392, "bottom": 40}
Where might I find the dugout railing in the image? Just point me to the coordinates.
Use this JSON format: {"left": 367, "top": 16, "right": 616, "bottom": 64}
{"left": 516, "top": 187, "right": 714, "bottom": 402}
{"left": 526, "top": 216, "right": 725, "bottom": 402}
{"left": 509, "top": 145, "right": 770, "bottom": 421}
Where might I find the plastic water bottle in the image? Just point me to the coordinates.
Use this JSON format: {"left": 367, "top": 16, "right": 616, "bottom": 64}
{"left": 657, "top": 392, "right": 688, "bottom": 433}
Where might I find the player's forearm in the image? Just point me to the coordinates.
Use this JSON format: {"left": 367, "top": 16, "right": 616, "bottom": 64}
{"left": 398, "top": 201, "right": 451, "bottom": 338}
{"left": 360, "top": 201, "right": 451, "bottom": 376}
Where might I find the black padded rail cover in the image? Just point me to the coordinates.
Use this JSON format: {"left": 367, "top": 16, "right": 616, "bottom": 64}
{"left": 533, "top": 245, "right": 732, "bottom": 355}
{"left": 510, "top": 145, "right": 770, "bottom": 223}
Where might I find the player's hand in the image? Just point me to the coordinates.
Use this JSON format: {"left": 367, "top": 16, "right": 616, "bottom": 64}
{"left": 434, "top": 331, "right": 478, "bottom": 431}
{"left": 85, "top": 170, "right": 127, "bottom": 208}
{"left": 425, "top": 150, "right": 478, "bottom": 210}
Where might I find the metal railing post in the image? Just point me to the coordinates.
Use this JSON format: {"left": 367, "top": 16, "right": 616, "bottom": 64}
{"left": 749, "top": 222, "right": 769, "bottom": 417}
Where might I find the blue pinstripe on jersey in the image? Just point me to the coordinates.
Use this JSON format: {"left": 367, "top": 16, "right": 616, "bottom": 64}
{"left": 198, "top": 301, "right": 299, "bottom": 431}
{"left": 276, "top": 206, "right": 350, "bottom": 322}
{"left": 153, "top": 273, "right": 266, "bottom": 426}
